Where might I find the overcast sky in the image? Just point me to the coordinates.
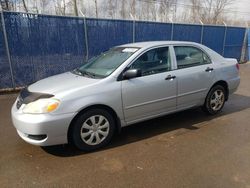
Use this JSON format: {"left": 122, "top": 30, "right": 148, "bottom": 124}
{"left": 233, "top": 0, "right": 250, "bottom": 21}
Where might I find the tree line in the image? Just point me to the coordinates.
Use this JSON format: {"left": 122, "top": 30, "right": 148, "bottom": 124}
{"left": 0, "top": 0, "right": 248, "bottom": 26}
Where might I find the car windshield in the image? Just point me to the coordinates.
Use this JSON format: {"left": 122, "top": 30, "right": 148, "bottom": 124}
{"left": 73, "top": 47, "right": 139, "bottom": 78}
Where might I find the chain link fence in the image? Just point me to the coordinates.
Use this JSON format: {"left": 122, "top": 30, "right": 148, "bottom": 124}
{"left": 0, "top": 11, "right": 248, "bottom": 91}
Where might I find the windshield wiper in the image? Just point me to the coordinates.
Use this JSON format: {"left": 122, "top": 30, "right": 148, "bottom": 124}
{"left": 72, "top": 69, "right": 104, "bottom": 79}
{"left": 82, "top": 71, "right": 97, "bottom": 78}
{"left": 72, "top": 68, "right": 83, "bottom": 76}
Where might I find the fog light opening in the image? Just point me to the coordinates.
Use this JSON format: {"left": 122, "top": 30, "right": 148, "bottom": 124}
{"left": 27, "top": 134, "right": 47, "bottom": 141}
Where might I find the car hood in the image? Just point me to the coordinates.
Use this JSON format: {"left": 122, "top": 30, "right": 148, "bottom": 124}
{"left": 28, "top": 72, "right": 100, "bottom": 95}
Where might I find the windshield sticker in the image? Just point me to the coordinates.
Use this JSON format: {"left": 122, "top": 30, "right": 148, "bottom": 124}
{"left": 122, "top": 48, "right": 138, "bottom": 53}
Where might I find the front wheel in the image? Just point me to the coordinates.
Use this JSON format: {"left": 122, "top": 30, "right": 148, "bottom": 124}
{"left": 70, "top": 109, "right": 115, "bottom": 151}
{"left": 203, "top": 85, "right": 226, "bottom": 115}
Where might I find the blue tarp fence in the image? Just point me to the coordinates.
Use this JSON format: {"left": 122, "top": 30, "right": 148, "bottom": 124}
{"left": 0, "top": 11, "right": 247, "bottom": 90}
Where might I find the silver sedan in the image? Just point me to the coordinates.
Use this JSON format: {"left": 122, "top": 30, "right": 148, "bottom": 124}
{"left": 11, "top": 41, "right": 240, "bottom": 151}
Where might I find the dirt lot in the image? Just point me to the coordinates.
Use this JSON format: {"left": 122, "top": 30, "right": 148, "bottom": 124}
{"left": 1, "top": 63, "right": 250, "bottom": 188}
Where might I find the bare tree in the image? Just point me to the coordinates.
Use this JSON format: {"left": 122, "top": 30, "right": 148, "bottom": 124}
{"left": 190, "top": 0, "right": 202, "bottom": 23}
{"left": 55, "top": 0, "right": 66, "bottom": 15}
{"left": 130, "top": 0, "right": 136, "bottom": 18}
{"left": 151, "top": 3, "right": 157, "bottom": 21}
{"left": 0, "top": 0, "right": 242, "bottom": 26}
{"left": 40, "top": 0, "right": 50, "bottom": 14}
{"left": 78, "top": 0, "right": 86, "bottom": 16}
{"left": 173, "top": 0, "right": 177, "bottom": 21}
{"left": 158, "top": 0, "right": 175, "bottom": 22}
{"left": 120, "top": 1, "right": 126, "bottom": 19}
{"left": 94, "top": 0, "right": 98, "bottom": 18}
{"left": 31, "top": 0, "right": 39, "bottom": 13}
{"left": 0, "top": 0, "right": 14, "bottom": 11}
{"left": 145, "top": 0, "right": 158, "bottom": 21}
{"left": 179, "top": 9, "right": 191, "bottom": 23}
{"left": 212, "top": 0, "right": 233, "bottom": 24}
{"left": 107, "top": 0, "right": 116, "bottom": 19}
{"left": 61, "top": 0, "right": 66, "bottom": 15}
{"left": 73, "top": 0, "right": 78, "bottom": 16}
{"left": 22, "top": 0, "right": 28, "bottom": 12}
{"left": 143, "top": 0, "right": 160, "bottom": 22}
{"left": 137, "top": 0, "right": 151, "bottom": 21}
{"left": 190, "top": 0, "right": 233, "bottom": 24}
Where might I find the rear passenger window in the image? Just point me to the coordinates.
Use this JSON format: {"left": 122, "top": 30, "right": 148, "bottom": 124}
{"left": 174, "top": 46, "right": 211, "bottom": 69}
{"left": 129, "top": 47, "right": 171, "bottom": 76}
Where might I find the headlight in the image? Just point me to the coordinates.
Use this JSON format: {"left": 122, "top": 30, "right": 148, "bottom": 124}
{"left": 22, "top": 98, "right": 60, "bottom": 114}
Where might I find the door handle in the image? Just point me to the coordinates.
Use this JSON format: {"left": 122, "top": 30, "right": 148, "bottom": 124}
{"left": 165, "top": 75, "right": 176, "bottom": 80}
{"left": 205, "top": 67, "right": 214, "bottom": 72}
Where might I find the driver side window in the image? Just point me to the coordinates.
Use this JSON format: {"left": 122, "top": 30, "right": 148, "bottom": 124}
{"left": 129, "top": 47, "right": 171, "bottom": 76}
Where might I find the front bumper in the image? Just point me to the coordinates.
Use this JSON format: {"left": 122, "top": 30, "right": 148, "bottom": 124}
{"left": 11, "top": 100, "right": 76, "bottom": 146}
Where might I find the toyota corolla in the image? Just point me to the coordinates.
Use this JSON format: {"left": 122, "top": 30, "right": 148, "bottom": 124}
{"left": 11, "top": 41, "right": 240, "bottom": 151}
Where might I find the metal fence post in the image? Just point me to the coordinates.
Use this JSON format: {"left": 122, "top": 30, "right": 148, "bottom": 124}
{"left": 170, "top": 18, "right": 174, "bottom": 40}
{"left": 240, "top": 26, "right": 248, "bottom": 63}
{"left": 132, "top": 19, "right": 135, "bottom": 43}
{"left": 130, "top": 14, "right": 135, "bottom": 43}
{"left": 222, "top": 21, "right": 227, "bottom": 56}
{"left": 199, "top": 20, "right": 204, "bottom": 44}
{"left": 83, "top": 16, "right": 89, "bottom": 61}
{"left": 1, "top": 11, "right": 15, "bottom": 89}
{"left": 79, "top": 10, "right": 89, "bottom": 61}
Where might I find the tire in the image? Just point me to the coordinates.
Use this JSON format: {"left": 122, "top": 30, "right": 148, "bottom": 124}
{"left": 203, "top": 85, "right": 226, "bottom": 115}
{"left": 70, "top": 109, "right": 116, "bottom": 151}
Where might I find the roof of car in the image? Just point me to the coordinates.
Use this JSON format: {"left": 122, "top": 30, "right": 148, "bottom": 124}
{"left": 118, "top": 41, "right": 200, "bottom": 49}
{"left": 117, "top": 40, "right": 224, "bottom": 62}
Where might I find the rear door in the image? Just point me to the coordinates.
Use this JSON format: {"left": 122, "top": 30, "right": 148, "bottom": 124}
{"left": 172, "top": 45, "right": 216, "bottom": 109}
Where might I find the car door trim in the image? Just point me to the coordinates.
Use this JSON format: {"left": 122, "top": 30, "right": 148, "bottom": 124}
{"left": 177, "top": 88, "right": 207, "bottom": 97}
{"left": 125, "top": 95, "right": 176, "bottom": 110}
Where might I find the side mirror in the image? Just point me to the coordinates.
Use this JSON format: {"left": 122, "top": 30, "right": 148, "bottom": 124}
{"left": 123, "top": 69, "right": 142, "bottom": 80}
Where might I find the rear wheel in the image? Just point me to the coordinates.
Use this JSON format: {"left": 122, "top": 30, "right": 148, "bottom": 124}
{"left": 70, "top": 109, "right": 115, "bottom": 151}
{"left": 203, "top": 85, "right": 226, "bottom": 115}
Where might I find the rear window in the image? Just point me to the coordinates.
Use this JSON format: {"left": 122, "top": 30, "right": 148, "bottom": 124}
{"left": 174, "top": 46, "right": 211, "bottom": 69}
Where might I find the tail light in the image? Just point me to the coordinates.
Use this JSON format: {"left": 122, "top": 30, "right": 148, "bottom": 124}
{"left": 236, "top": 63, "right": 239, "bottom": 71}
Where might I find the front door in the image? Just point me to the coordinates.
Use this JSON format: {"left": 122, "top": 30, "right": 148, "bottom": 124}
{"left": 121, "top": 47, "right": 177, "bottom": 124}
